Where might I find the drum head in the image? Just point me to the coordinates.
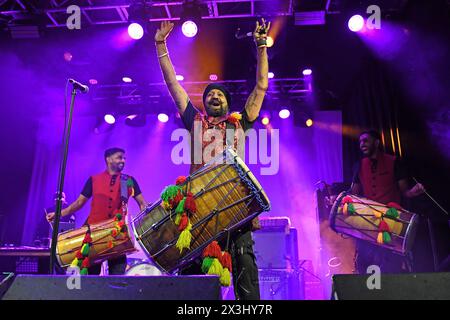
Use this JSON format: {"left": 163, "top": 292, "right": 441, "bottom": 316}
{"left": 126, "top": 261, "right": 163, "bottom": 276}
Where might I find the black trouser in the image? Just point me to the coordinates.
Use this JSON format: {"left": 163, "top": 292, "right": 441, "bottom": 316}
{"left": 229, "top": 230, "right": 260, "bottom": 300}
{"left": 355, "top": 241, "right": 408, "bottom": 274}
{"left": 180, "top": 230, "right": 260, "bottom": 300}
{"left": 88, "top": 255, "right": 127, "bottom": 275}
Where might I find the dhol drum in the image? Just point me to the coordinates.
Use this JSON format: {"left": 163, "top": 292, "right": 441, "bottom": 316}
{"left": 131, "top": 148, "right": 271, "bottom": 273}
{"left": 56, "top": 217, "right": 136, "bottom": 268}
{"left": 125, "top": 259, "right": 163, "bottom": 276}
{"left": 329, "top": 192, "right": 419, "bottom": 255}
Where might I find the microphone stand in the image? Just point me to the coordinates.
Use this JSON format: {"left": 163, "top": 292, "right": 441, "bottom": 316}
{"left": 49, "top": 85, "right": 78, "bottom": 274}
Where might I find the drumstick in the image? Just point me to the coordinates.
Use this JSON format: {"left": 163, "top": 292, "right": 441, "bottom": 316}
{"left": 413, "top": 177, "right": 449, "bottom": 215}
{"left": 44, "top": 208, "right": 53, "bottom": 230}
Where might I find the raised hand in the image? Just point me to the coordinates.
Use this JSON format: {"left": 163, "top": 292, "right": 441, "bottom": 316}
{"left": 155, "top": 21, "right": 175, "bottom": 42}
{"left": 253, "top": 18, "right": 271, "bottom": 45}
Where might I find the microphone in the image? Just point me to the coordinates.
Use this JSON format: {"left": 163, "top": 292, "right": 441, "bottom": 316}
{"left": 68, "top": 78, "right": 89, "bottom": 93}
{"left": 235, "top": 28, "right": 252, "bottom": 39}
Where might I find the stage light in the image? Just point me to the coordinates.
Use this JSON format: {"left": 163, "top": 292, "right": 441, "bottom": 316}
{"left": 306, "top": 118, "right": 313, "bottom": 127}
{"left": 182, "top": 20, "right": 198, "bottom": 38}
{"left": 128, "top": 22, "right": 144, "bottom": 40}
{"left": 122, "top": 77, "right": 132, "bottom": 83}
{"left": 266, "top": 36, "right": 274, "bottom": 47}
{"left": 268, "top": 72, "right": 275, "bottom": 79}
{"left": 209, "top": 74, "right": 218, "bottom": 81}
{"left": 158, "top": 113, "right": 169, "bottom": 123}
{"left": 261, "top": 116, "right": 270, "bottom": 126}
{"left": 348, "top": 15, "right": 364, "bottom": 32}
{"left": 279, "top": 109, "right": 290, "bottom": 119}
{"left": 176, "top": 74, "right": 184, "bottom": 81}
{"left": 302, "top": 68, "right": 312, "bottom": 76}
{"left": 63, "top": 52, "right": 73, "bottom": 62}
{"left": 104, "top": 114, "right": 116, "bottom": 124}
{"left": 89, "top": 79, "right": 98, "bottom": 85}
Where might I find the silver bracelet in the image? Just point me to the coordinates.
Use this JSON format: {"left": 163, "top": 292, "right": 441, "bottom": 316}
{"left": 158, "top": 52, "right": 169, "bottom": 59}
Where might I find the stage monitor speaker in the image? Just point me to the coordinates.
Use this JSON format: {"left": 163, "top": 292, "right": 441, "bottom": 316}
{"left": 258, "top": 269, "right": 305, "bottom": 300}
{"left": 2, "top": 275, "right": 221, "bottom": 300}
{"left": 332, "top": 272, "right": 450, "bottom": 300}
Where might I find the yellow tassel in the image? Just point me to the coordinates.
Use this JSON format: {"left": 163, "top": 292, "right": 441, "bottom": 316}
{"left": 162, "top": 201, "right": 171, "bottom": 210}
{"left": 207, "top": 258, "right": 223, "bottom": 276}
{"left": 374, "top": 211, "right": 383, "bottom": 219}
{"left": 219, "top": 268, "right": 231, "bottom": 286}
{"left": 175, "top": 213, "right": 181, "bottom": 225}
{"left": 343, "top": 203, "right": 348, "bottom": 216}
{"left": 70, "top": 258, "right": 79, "bottom": 268}
{"left": 175, "top": 223, "right": 192, "bottom": 253}
{"left": 377, "top": 232, "right": 384, "bottom": 244}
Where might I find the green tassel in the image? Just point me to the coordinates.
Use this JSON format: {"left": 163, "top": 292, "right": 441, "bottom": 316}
{"left": 347, "top": 203, "right": 356, "bottom": 215}
{"left": 383, "top": 232, "right": 391, "bottom": 243}
{"left": 385, "top": 207, "right": 399, "bottom": 219}
{"left": 115, "top": 213, "right": 122, "bottom": 221}
{"left": 207, "top": 258, "right": 223, "bottom": 276}
{"left": 175, "top": 197, "right": 186, "bottom": 214}
{"left": 80, "top": 268, "right": 88, "bottom": 275}
{"left": 127, "top": 178, "right": 134, "bottom": 188}
{"left": 161, "top": 185, "right": 181, "bottom": 202}
{"left": 201, "top": 257, "right": 214, "bottom": 274}
{"left": 81, "top": 243, "right": 90, "bottom": 256}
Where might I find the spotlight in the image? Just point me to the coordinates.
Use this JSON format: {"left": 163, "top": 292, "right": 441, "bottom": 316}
{"left": 158, "top": 113, "right": 169, "bottom": 123}
{"left": 302, "top": 68, "right": 312, "bottom": 76}
{"left": 293, "top": 112, "right": 313, "bottom": 128}
{"left": 176, "top": 74, "right": 184, "bottom": 81}
{"left": 266, "top": 36, "right": 274, "bottom": 48}
{"left": 89, "top": 79, "right": 98, "bottom": 85}
{"left": 261, "top": 116, "right": 270, "bottom": 126}
{"left": 268, "top": 72, "right": 275, "bottom": 79}
{"left": 279, "top": 109, "right": 290, "bottom": 119}
{"left": 122, "top": 77, "right": 132, "bottom": 83}
{"left": 181, "top": 0, "right": 201, "bottom": 38}
{"left": 104, "top": 114, "right": 116, "bottom": 124}
{"left": 348, "top": 15, "right": 365, "bottom": 32}
{"left": 128, "top": 22, "right": 144, "bottom": 40}
{"left": 182, "top": 21, "right": 198, "bottom": 38}
{"left": 306, "top": 118, "right": 313, "bottom": 127}
{"left": 209, "top": 74, "right": 218, "bottom": 81}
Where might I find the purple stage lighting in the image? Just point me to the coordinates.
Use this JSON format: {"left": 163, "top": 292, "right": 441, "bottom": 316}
{"left": 104, "top": 114, "right": 116, "bottom": 124}
{"left": 182, "top": 20, "right": 198, "bottom": 38}
{"left": 128, "top": 23, "right": 144, "bottom": 40}
{"left": 348, "top": 15, "right": 365, "bottom": 32}
{"left": 176, "top": 75, "right": 184, "bottom": 81}
{"left": 268, "top": 72, "right": 275, "bottom": 79}
{"left": 279, "top": 109, "right": 290, "bottom": 119}
{"left": 158, "top": 113, "right": 169, "bottom": 123}
{"left": 209, "top": 74, "right": 218, "bottom": 81}
{"left": 122, "top": 77, "right": 132, "bottom": 83}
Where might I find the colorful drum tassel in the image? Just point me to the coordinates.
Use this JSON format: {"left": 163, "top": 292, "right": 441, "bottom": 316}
{"left": 377, "top": 220, "right": 392, "bottom": 244}
{"left": 201, "top": 242, "right": 232, "bottom": 287}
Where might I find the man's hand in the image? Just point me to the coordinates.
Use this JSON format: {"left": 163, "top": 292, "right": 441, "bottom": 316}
{"left": 409, "top": 183, "right": 426, "bottom": 197}
{"left": 46, "top": 212, "right": 55, "bottom": 222}
{"left": 253, "top": 18, "right": 271, "bottom": 46}
{"left": 155, "top": 21, "right": 174, "bottom": 42}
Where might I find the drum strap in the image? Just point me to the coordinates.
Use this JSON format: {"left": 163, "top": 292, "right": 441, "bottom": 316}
{"left": 120, "top": 174, "right": 130, "bottom": 204}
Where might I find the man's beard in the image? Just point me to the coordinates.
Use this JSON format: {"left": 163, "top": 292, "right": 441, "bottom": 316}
{"left": 206, "top": 104, "right": 227, "bottom": 117}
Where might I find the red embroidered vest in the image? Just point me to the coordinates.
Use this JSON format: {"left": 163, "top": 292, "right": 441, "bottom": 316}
{"left": 88, "top": 171, "right": 131, "bottom": 224}
{"left": 189, "top": 113, "right": 243, "bottom": 173}
{"left": 359, "top": 153, "right": 401, "bottom": 204}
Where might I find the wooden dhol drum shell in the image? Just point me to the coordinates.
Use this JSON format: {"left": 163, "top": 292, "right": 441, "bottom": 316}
{"left": 329, "top": 192, "right": 419, "bottom": 255}
{"left": 132, "top": 149, "right": 271, "bottom": 273}
{"left": 56, "top": 217, "right": 136, "bottom": 268}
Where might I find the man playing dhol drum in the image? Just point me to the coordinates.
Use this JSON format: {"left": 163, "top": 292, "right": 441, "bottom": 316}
{"left": 47, "top": 147, "right": 148, "bottom": 274}
{"left": 154, "top": 18, "right": 270, "bottom": 300}
{"left": 351, "top": 130, "right": 425, "bottom": 273}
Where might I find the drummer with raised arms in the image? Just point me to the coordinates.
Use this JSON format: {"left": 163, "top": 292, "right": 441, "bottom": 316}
{"left": 351, "top": 130, "right": 425, "bottom": 274}
{"left": 47, "top": 147, "right": 148, "bottom": 275}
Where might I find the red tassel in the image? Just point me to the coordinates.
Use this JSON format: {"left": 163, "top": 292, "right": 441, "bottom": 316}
{"left": 75, "top": 250, "right": 83, "bottom": 260}
{"left": 82, "top": 233, "right": 92, "bottom": 244}
{"left": 81, "top": 257, "right": 90, "bottom": 269}
{"left": 220, "top": 251, "right": 232, "bottom": 272}
{"left": 202, "top": 241, "right": 222, "bottom": 259}
{"left": 185, "top": 193, "right": 196, "bottom": 213}
{"left": 387, "top": 202, "right": 403, "bottom": 210}
{"left": 342, "top": 196, "right": 353, "bottom": 204}
{"left": 111, "top": 229, "right": 118, "bottom": 237}
{"left": 117, "top": 221, "right": 125, "bottom": 229}
{"left": 176, "top": 176, "right": 187, "bottom": 185}
{"left": 378, "top": 220, "right": 390, "bottom": 232}
{"left": 169, "top": 190, "right": 184, "bottom": 207}
{"left": 107, "top": 240, "right": 114, "bottom": 249}
{"left": 178, "top": 213, "right": 189, "bottom": 231}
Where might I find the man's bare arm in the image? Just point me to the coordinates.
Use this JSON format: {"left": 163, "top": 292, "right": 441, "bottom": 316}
{"left": 155, "top": 21, "right": 189, "bottom": 115}
{"left": 46, "top": 194, "right": 88, "bottom": 222}
{"left": 134, "top": 194, "right": 148, "bottom": 211}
